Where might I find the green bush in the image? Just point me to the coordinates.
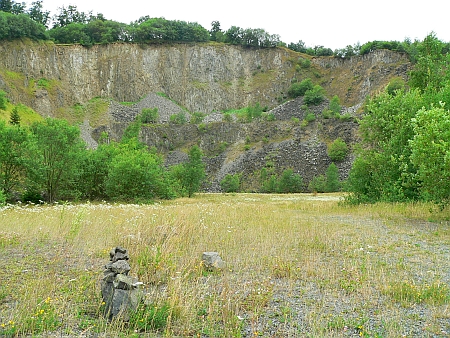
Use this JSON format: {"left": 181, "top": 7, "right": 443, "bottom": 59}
{"left": 140, "top": 108, "right": 159, "bottom": 123}
{"left": 190, "top": 112, "right": 205, "bottom": 124}
{"left": 299, "top": 58, "right": 311, "bottom": 68}
{"left": 308, "top": 175, "right": 327, "bottom": 193}
{"left": 305, "top": 113, "right": 316, "bottom": 123}
{"left": 304, "top": 85, "right": 325, "bottom": 105}
{"left": 287, "top": 78, "right": 313, "bottom": 98}
{"left": 328, "top": 138, "right": 348, "bottom": 162}
{"left": 220, "top": 173, "right": 241, "bottom": 193}
{"left": 276, "top": 169, "right": 303, "bottom": 193}
{"left": 169, "top": 112, "right": 187, "bottom": 124}
{"left": 329, "top": 95, "right": 341, "bottom": 114}
{"left": 386, "top": 77, "right": 406, "bottom": 95}
{"left": 325, "top": 163, "right": 341, "bottom": 192}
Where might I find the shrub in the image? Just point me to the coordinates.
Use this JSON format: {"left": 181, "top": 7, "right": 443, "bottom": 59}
{"left": 220, "top": 173, "right": 241, "bottom": 193}
{"left": 262, "top": 112, "right": 275, "bottom": 121}
{"left": 328, "top": 138, "right": 348, "bottom": 162}
{"left": 190, "top": 112, "right": 205, "bottom": 124}
{"left": 140, "top": 108, "right": 159, "bottom": 123}
{"left": 299, "top": 58, "right": 311, "bottom": 68}
{"left": 305, "top": 113, "right": 316, "bottom": 123}
{"left": 308, "top": 175, "right": 327, "bottom": 193}
{"left": 169, "top": 112, "right": 187, "bottom": 124}
{"left": 386, "top": 77, "right": 405, "bottom": 95}
{"left": 276, "top": 169, "right": 303, "bottom": 193}
{"left": 304, "top": 85, "right": 325, "bottom": 105}
{"left": 329, "top": 95, "right": 341, "bottom": 114}
{"left": 287, "top": 78, "right": 313, "bottom": 98}
{"left": 325, "top": 162, "right": 341, "bottom": 192}
{"left": 223, "top": 113, "right": 233, "bottom": 122}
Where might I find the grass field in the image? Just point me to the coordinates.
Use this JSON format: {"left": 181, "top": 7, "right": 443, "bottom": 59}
{"left": 0, "top": 193, "right": 449, "bottom": 337}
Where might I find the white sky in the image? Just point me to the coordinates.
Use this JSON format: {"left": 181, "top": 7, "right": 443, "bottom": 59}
{"left": 39, "top": 0, "right": 449, "bottom": 50}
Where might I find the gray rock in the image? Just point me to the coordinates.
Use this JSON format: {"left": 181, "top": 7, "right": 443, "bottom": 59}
{"left": 113, "top": 274, "right": 134, "bottom": 290}
{"left": 202, "top": 252, "right": 225, "bottom": 271}
{"left": 110, "top": 260, "right": 131, "bottom": 275}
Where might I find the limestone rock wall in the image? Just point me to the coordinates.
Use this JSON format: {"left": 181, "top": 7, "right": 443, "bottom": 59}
{"left": 0, "top": 41, "right": 410, "bottom": 117}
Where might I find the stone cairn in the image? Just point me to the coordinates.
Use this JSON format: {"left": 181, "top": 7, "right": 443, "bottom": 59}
{"left": 101, "top": 247, "right": 143, "bottom": 320}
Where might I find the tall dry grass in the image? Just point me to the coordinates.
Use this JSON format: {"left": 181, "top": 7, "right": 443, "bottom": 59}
{"left": 0, "top": 194, "right": 449, "bottom": 337}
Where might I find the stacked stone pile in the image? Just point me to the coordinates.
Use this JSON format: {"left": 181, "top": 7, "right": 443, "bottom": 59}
{"left": 101, "top": 247, "right": 143, "bottom": 320}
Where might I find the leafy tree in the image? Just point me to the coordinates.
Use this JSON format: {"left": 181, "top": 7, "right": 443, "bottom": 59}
{"left": 76, "top": 142, "right": 117, "bottom": 200}
{"left": 409, "top": 33, "right": 450, "bottom": 93}
{"left": 220, "top": 173, "right": 241, "bottom": 193}
{"left": 29, "top": 118, "right": 85, "bottom": 203}
{"left": 303, "top": 85, "right": 325, "bottom": 105}
{"left": 0, "top": 11, "right": 48, "bottom": 40}
{"left": 325, "top": 163, "right": 340, "bottom": 192}
{"left": 410, "top": 104, "right": 450, "bottom": 206}
{"left": 276, "top": 169, "right": 303, "bottom": 193}
{"left": 328, "top": 138, "right": 348, "bottom": 162}
{"left": 171, "top": 145, "right": 205, "bottom": 197}
{"left": 287, "top": 78, "right": 313, "bottom": 98}
{"left": 105, "top": 142, "right": 171, "bottom": 202}
{"left": 0, "top": 0, "right": 14, "bottom": 13}
{"left": 210, "top": 20, "right": 223, "bottom": 42}
{"left": 288, "top": 40, "right": 307, "bottom": 53}
{"left": 308, "top": 175, "right": 326, "bottom": 193}
{"left": 0, "top": 121, "right": 31, "bottom": 199}
{"left": 27, "top": 0, "right": 50, "bottom": 27}
{"left": 52, "top": 5, "right": 91, "bottom": 28}
{"left": 48, "top": 22, "right": 92, "bottom": 45}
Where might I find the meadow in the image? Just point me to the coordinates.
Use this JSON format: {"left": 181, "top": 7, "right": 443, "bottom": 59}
{"left": 0, "top": 193, "right": 449, "bottom": 337}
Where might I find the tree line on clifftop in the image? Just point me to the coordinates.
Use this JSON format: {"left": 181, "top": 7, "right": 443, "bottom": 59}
{"left": 2, "top": 0, "right": 450, "bottom": 60}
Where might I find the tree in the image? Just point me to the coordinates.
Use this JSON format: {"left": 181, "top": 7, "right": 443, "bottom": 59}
{"left": 30, "top": 118, "right": 85, "bottom": 203}
{"left": 325, "top": 163, "right": 340, "bottom": 192}
{"left": 220, "top": 173, "right": 240, "bottom": 193}
{"left": 105, "top": 142, "right": 171, "bottom": 202}
{"left": 410, "top": 104, "right": 450, "bottom": 206}
{"left": 0, "top": 121, "right": 31, "bottom": 199}
{"left": 276, "top": 169, "right": 303, "bottom": 193}
{"left": 0, "top": 0, "right": 13, "bottom": 13}
{"left": 171, "top": 145, "right": 205, "bottom": 197}
{"left": 27, "top": 0, "right": 50, "bottom": 27}
{"left": 210, "top": 20, "right": 223, "bottom": 42}
{"left": 329, "top": 95, "right": 341, "bottom": 115}
{"left": 409, "top": 33, "right": 449, "bottom": 92}
{"left": 328, "top": 138, "right": 348, "bottom": 162}
{"left": 303, "top": 85, "right": 325, "bottom": 105}
{"left": 9, "top": 106, "right": 20, "bottom": 125}
{"left": 287, "top": 78, "right": 313, "bottom": 98}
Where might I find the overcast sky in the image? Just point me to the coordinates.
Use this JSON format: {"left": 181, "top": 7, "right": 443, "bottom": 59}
{"left": 40, "top": 0, "right": 449, "bottom": 50}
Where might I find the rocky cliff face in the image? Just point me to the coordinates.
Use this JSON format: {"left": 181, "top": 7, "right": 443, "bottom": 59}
{"left": 0, "top": 41, "right": 411, "bottom": 192}
{"left": 0, "top": 41, "right": 410, "bottom": 116}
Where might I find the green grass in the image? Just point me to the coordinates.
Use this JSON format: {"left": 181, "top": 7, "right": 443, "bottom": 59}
{"left": 0, "top": 194, "right": 449, "bottom": 336}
